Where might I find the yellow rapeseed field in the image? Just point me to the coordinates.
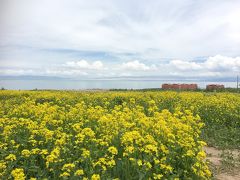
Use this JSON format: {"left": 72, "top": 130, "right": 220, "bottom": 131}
{"left": 0, "top": 90, "right": 239, "bottom": 179}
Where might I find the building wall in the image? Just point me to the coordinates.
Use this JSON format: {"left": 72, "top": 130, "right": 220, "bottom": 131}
{"left": 206, "top": 84, "right": 224, "bottom": 90}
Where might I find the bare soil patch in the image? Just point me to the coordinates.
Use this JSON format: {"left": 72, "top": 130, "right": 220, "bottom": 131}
{"left": 204, "top": 147, "right": 240, "bottom": 180}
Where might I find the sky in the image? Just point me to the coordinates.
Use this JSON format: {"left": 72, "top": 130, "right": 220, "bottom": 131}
{"left": 0, "top": 0, "right": 240, "bottom": 80}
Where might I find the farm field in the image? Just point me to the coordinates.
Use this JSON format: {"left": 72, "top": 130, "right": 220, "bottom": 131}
{"left": 0, "top": 90, "right": 240, "bottom": 179}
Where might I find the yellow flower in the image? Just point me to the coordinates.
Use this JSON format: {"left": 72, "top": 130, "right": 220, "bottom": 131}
{"left": 0, "top": 90, "right": 220, "bottom": 179}
{"left": 62, "top": 163, "right": 75, "bottom": 172}
{"left": 59, "top": 172, "right": 70, "bottom": 177}
{"left": 5, "top": 154, "right": 16, "bottom": 161}
{"left": 197, "top": 151, "right": 206, "bottom": 160}
{"left": 11, "top": 168, "right": 25, "bottom": 180}
{"left": 106, "top": 159, "right": 116, "bottom": 167}
{"left": 160, "top": 145, "right": 169, "bottom": 154}
{"left": 74, "top": 169, "right": 84, "bottom": 176}
{"left": 186, "top": 150, "right": 194, "bottom": 157}
{"left": 160, "top": 164, "right": 173, "bottom": 172}
{"left": 144, "top": 144, "right": 157, "bottom": 154}
{"left": 137, "top": 159, "right": 142, "bottom": 166}
{"left": 81, "top": 148, "right": 90, "bottom": 158}
{"left": 144, "top": 162, "right": 152, "bottom": 170}
{"left": 31, "top": 148, "right": 41, "bottom": 155}
{"left": 21, "top": 149, "right": 31, "bottom": 157}
{"left": 91, "top": 174, "right": 100, "bottom": 180}
{"left": 40, "top": 149, "right": 49, "bottom": 155}
{"left": 0, "top": 162, "right": 7, "bottom": 170}
{"left": 205, "top": 169, "right": 212, "bottom": 177}
{"left": 108, "top": 146, "right": 118, "bottom": 155}
{"left": 153, "top": 173, "right": 163, "bottom": 179}
{"left": 82, "top": 128, "right": 95, "bottom": 138}
{"left": 46, "top": 147, "right": 60, "bottom": 166}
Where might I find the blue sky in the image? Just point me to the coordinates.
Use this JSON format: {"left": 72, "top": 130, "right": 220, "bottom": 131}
{"left": 0, "top": 0, "right": 240, "bottom": 79}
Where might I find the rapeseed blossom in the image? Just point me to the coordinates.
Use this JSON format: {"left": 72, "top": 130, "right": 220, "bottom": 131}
{"left": 2, "top": 90, "right": 238, "bottom": 179}
{"left": 5, "top": 154, "right": 16, "bottom": 161}
{"left": 74, "top": 169, "right": 84, "bottom": 176}
{"left": 91, "top": 174, "right": 100, "bottom": 180}
{"left": 21, "top": 149, "right": 31, "bottom": 157}
{"left": 11, "top": 168, "right": 25, "bottom": 180}
{"left": 108, "top": 146, "right": 118, "bottom": 155}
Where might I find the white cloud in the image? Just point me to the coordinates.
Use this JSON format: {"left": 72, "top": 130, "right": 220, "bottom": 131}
{"left": 167, "top": 55, "right": 240, "bottom": 78}
{"left": 170, "top": 60, "right": 202, "bottom": 71}
{"left": 64, "top": 60, "right": 104, "bottom": 70}
{"left": 1, "top": 0, "right": 240, "bottom": 80}
{"left": 204, "top": 55, "right": 240, "bottom": 71}
{"left": 121, "top": 60, "right": 157, "bottom": 71}
{"left": 1, "top": 0, "right": 240, "bottom": 64}
{"left": 169, "top": 55, "right": 240, "bottom": 73}
{"left": 1, "top": 55, "right": 239, "bottom": 79}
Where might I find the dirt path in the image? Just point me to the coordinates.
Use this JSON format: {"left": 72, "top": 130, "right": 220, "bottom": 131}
{"left": 204, "top": 147, "right": 240, "bottom": 180}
